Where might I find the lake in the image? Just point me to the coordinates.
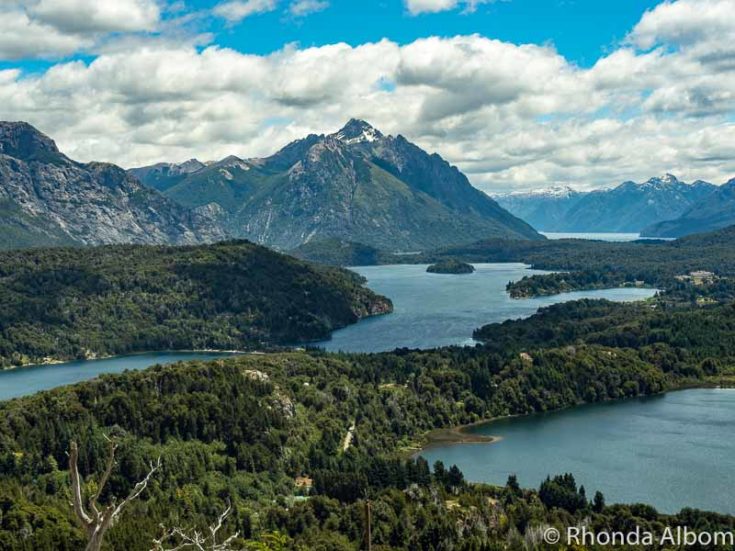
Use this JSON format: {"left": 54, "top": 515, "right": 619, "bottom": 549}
{"left": 420, "top": 389, "right": 735, "bottom": 514}
{"left": 541, "top": 232, "right": 676, "bottom": 242}
{"left": 0, "top": 264, "right": 657, "bottom": 400}
{"left": 0, "top": 352, "right": 237, "bottom": 401}
{"left": 317, "top": 263, "right": 657, "bottom": 353}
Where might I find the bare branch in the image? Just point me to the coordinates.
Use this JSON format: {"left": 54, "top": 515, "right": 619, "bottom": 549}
{"left": 68, "top": 441, "right": 93, "bottom": 528}
{"left": 151, "top": 502, "right": 238, "bottom": 551}
{"left": 209, "top": 501, "right": 232, "bottom": 541}
{"left": 67, "top": 440, "right": 162, "bottom": 551}
{"left": 89, "top": 436, "right": 118, "bottom": 515}
{"left": 113, "top": 455, "right": 161, "bottom": 519}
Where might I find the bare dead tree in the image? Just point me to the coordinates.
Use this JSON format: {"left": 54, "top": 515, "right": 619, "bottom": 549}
{"left": 151, "top": 501, "right": 240, "bottom": 551}
{"left": 68, "top": 436, "right": 161, "bottom": 551}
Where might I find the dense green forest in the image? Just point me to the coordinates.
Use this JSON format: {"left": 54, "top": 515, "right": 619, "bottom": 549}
{"left": 3, "top": 229, "right": 735, "bottom": 549}
{"left": 0, "top": 241, "right": 391, "bottom": 368}
{"left": 2, "top": 288, "right": 735, "bottom": 548}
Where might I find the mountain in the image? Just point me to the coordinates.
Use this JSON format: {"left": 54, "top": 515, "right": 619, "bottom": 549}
{"left": 128, "top": 158, "right": 206, "bottom": 192}
{"left": 0, "top": 122, "right": 226, "bottom": 250}
{"left": 499, "top": 175, "right": 716, "bottom": 233}
{"left": 642, "top": 178, "right": 735, "bottom": 237}
{"left": 493, "top": 186, "right": 587, "bottom": 231}
{"left": 132, "top": 119, "right": 542, "bottom": 251}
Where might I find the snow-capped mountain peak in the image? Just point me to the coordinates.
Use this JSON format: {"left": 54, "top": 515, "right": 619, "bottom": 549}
{"left": 642, "top": 173, "right": 681, "bottom": 187}
{"left": 331, "top": 119, "right": 384, "bottom": 145}
{"left": 499, "top": 185, "right": 580, "bottom": 199}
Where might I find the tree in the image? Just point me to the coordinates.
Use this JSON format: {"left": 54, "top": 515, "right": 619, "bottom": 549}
{"left": 593, "top": 491, "right": 606, "bottom": 513}
{"left": 68, "top": 437, "right": 161, "bottom": 551}
{"left": 506, "top": 474, "right": 521, "bottom": 494}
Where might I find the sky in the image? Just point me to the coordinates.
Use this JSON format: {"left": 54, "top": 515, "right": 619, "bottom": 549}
{"left": 0, "top": 0, "right": 734, "bottom": 193}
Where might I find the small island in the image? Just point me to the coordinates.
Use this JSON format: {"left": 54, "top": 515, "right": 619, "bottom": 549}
{"left": 426, "top": 259, "right": 476, "bottom": 274}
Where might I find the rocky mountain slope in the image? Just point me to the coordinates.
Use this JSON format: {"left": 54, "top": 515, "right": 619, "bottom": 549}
{"left": 493, "top": 186, "right": 587, "bottom": 231}
{"left": 131, "top": 120, "right": 542, "bottom": 251}
{"left": 642, "top": 178, "right": 735, "bottom": 237}
{"left": 496, "top": 175, "right": 716, "bottom": 233}
{"left": 0, "top": 122, "right": 226, "bottom": 249}
{"left": 129, "top": 159, "right": 206, "bottom": 192}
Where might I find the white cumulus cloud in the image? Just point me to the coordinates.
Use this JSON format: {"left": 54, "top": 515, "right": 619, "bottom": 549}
{"left": 29, "top": 0, "right": 160, "bottom": 33}
{"left": 405, "top": 0, "right": 493, "bottom": 15}
{"left": 213, "top": 0, "right": 278, "bottom": 22}
{"left": 1, "top": 0, "right": 734, "bottom": 193}
{"left": 0, "top": 9, "right": 91, "bottom": 59}
{"left": 629, "top": 0, "right": 735, "bottom": 48}
{"left": 0, "top": 0, "right": 161, "bottom": 59}
{"left": 289, "top": 0, "right": 329, "bottom": 17}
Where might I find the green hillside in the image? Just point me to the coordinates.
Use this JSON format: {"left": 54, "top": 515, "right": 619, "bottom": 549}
{"left": 0, "top": 241, "right": 391, "bottom": 368}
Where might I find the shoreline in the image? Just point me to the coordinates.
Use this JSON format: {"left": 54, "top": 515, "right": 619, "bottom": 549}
{"left": 407, "top": 417, "right": 510, "bottom": 458}
{"left": 0, "top": 348, "right": 248, "bottom": 372}
{"left": 423, "top": 423, "right": 502, "bottom": 447}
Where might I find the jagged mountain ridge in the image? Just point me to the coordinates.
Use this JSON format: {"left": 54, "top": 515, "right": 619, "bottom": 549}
{"left": 131, "top": 119, "right": 543, "bottom": 251}
{"left": 495, "top": 175, "right": 717, "bottom": 233}
{"left": 129, "top": 159, "right": 206, "bottom": 193}
{"left": 0, "top": 122, "right": 227, "bottom": 249}
{"left": 642, "top": 178, "right": 735, "bottom": 237}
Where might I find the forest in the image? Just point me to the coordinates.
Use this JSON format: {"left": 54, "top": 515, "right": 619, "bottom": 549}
{"left": 2, "top": 229, "right": 735, "bottom": 548}
{"left": 1, "top": 289, "right": 735, "bottom": 549}
{"left": 0, "top": 241, "right": 391, "bottom": 368}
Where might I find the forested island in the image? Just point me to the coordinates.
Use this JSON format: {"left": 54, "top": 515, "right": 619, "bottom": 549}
{"left": 0, "top": 241, "right": 391, "bottom": 369}
{"left": 426, "top": 260, "right": 475, "bottom": 274}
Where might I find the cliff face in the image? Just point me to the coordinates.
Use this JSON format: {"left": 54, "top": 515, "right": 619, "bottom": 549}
{"left": 0, "top": 122, "right": 227, "bottom": 249}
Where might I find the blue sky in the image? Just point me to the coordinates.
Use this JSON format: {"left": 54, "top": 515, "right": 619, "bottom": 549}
{"left": 196, "top": 0, "right": 662, "bottom": 66}
{"left": 0, "top": 0, "right": 733, "bottom": 192}
{"left": 3, "top": 0, "right": 663, "bottom": 70}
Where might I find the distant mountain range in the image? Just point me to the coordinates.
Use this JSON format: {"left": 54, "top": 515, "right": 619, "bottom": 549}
{"left": 131, "top": 119, "right": 542, "bottom": 250}
{"left": 0, "top": 122, "right": 225, "bottom": 250}
{"left": 642, "top": 178, "right": 735, "bottom": 237}
{"left": 493, "top": 186, "right": 587, "bottom": 232}
{"left": 495, "top": 174, "right": 718, "bottom": 233}
{"left": 5, "top": 119, "right": 734, "bottom": 251}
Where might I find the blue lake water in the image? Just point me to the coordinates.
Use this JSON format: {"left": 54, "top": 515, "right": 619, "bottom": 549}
{"left": 317, "top": 263, "right": 657, "bottom": 353}
{"left": 0, "top": 352, "right": 237, "bottom": 401}
{"left": 420, "top": 389, "right": 735, "bottom": 514}
{"left": 541, "top": 232, "right": 676, "bottom": 242}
